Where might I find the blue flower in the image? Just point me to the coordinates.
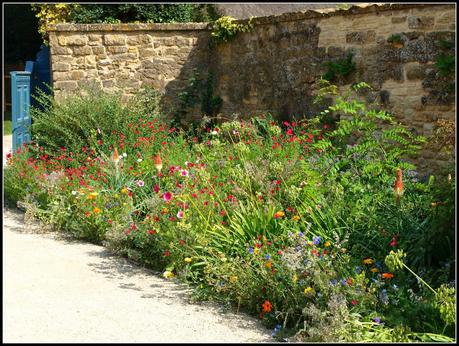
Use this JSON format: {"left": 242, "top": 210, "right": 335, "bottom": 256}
{"left": 298, "top": 231, "right": 304, "bottom": 237}
{"left": 313, "top": 236, "right": 321, "bottom": 245}
{"left": 330, "top": 279, "right": 337, "bottom": 286}
{"left": 372, "top": 317, "right": 384, "bottom": 325}
{"left": 265, "top": 254, "right": 271, "bottom": 260}
{"left": 248, "top": 247, "right": 254, "bottom": 254}
{"left": 340, "top": 279, "right": 348, "bottom": 286}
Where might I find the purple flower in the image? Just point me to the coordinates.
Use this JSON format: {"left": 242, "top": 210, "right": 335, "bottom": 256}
{"left": 313, "top": 236, "right": 321, "bottom": 245}
{"left": 248, "top": 247, "right": 254, "bottom": 254}
{"left": 329, "top": 279, "right": 337, "bottom": 286}
{"left": 298, "top": 231, "right": 304, "bottom": 237}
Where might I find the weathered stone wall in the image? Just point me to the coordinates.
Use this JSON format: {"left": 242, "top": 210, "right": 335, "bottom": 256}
{"left": 48, "top": 23, "right": 211, "bottom": 109}
{"left": 48, "top": 3, "right": 455, "bottom": 174}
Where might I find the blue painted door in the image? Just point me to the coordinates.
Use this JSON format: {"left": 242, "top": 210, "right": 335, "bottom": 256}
{"left": 11, "top": 71, "right": 32, "bottom": 152}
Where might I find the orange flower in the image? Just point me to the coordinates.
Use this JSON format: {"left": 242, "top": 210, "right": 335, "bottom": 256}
{"left": 382, "top": 273, "right": 394, "bottom": 279}
{"left": 274, "top": 211, "right": 285, "bottom": 219}
{"left": 112, "top": 147, "right": 119, "bottom": 164}
{"left": 261, "top": 300, "right": 272, "bottom": 312}
{"left": 153, "top": 153, "right": 163, "bottom": 172}
{"left": 363, "top": 258, "right": 373, "bottom": 265}
{"left": 265, "top": 261, "right": 273, "bottom": 268}
{"left": 394, "top": 168, "right": 404, "bottom": 205}
{"left": 370, "top": 267, "right": 379, "bottom": 273}
{"left": 93, "top": 207, "right": 101, "bottom": 214}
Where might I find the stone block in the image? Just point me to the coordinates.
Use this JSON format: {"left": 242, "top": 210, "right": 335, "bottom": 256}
{"left": 391, "top": 16, "right": 406, "bottom": 24}
{"left": 70, "top": 70, "right": 86, "bottom": 80}
{"left": 127, "top": 36, "right": 140, "bottom": 45}
{"left": 408, "top": 16, "right": 435, "bottom": 30}
{"left": 139, "top": 49, "right": 156, "bottom": 58}
{"left": 65, "top": 35, "right": 88, "bottom": 46}
{"left": 54, "top": 63, "right": 70, "bottom": 72}
{"left": 91, "top": 46, "right": 106, "bottom": 55}
{"left": 104, "top": 34, "right": 126, "bottom": 46}
{"left": 107, "top": 46, "right": 128, "bottom": 54}
{"left": 72, "top": 46, "right": 92, "bottom": 56}
{"left": 52, "top": 72, "right": 69, "bottom": 81}
{"left": 405, "top": 63, "right": 425, "bottom": 80}
{"left": 102, "top": 79, "right": 116, "bottom": 88}
{"left": 345, "top": 31, "right": 376, "bottom": 44}
{"left": 54, "top": 81, "right": 78, "bottom": 91}
{"left": 51, "top": 46, "right": 72, "bottom": 55}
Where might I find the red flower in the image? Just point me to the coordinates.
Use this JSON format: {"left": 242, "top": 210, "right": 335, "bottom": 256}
{"left": 148, "top": 229, "right": 157, "bottom": 235}
{"left": 154, "top": 184, "right": 160, "bottom": 193}
{"left": 389, "top": 236, "right": 398, "bottom": 247}
{"left": 261, "top": 300, "right": 272, "bottom": 312}
{"left": 178, "top": 239, "right": 185, "bottom": 245}
{"left": 351, "top": 300, "right": 358, "bottom": 306}
{"left": 346, "top": 278, "right": 353, "bottom": 286}
{"left": 164, "top": 250, "right": 171, "bottom": 257}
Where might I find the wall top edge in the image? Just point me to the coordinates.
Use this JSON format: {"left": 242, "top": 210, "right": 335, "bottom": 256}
{"left": 46, "top": 3, "right": 455, "bottom": 32}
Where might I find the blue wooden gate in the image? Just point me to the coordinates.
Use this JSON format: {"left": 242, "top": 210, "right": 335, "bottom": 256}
{"left": 10, "top": 45, "right": 51, "bottom": 152}
{"left": 10, "top": 70, "right": 32, "bottom": 152}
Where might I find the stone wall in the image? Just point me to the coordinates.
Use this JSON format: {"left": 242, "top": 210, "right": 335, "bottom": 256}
{"left": 47, "top": 3, "right": 455, "bottom": 174}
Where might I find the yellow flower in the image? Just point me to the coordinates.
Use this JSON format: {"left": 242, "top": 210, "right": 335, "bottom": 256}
{"left": 93, "top": 207, "right": 101, "bottom": 214}
{"left": 304, "top": 287, "right": 315, "bottom": 296}
{"left": 370, "top": 267, "right": 379, "bottom": 273}
{"left": 162, "top": 208, "right": 169, "bottom": 213}
{"left": 292, "top": 215, "right": 300, "bottom": 221}
{"left": 184, "top": 257, "right": 192, "bottom": 263}
{"left": 229, "top": 276, "right": 238, "bottom": 283}
{"left": 163, "top": 271, "right": 174, "bottom": 279}
{"left": 324, "top": 241, "right": 331, "bottom": 247}
{"left": 363, "top": 258, "right": 374, "bottom": 265}
{"left": 121, "top": 187, "right": 128, "bottom": 194}
{"left": 88, "top": 192, "right": 98, "bottom": 200}
{"left": 253, "top": 247, "right": 260, "bottom": 255}
{"left": 292, "top": 274, "right": 298, "bottom": 284}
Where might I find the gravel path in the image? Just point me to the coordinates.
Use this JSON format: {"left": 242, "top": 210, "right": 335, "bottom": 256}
{"left": 3, "top": 208, "right": 273, "bottom": 343}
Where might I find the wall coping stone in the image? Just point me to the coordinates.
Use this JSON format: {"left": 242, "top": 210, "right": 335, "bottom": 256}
{"left": 47, "top": 22, "right": 211, "bottom": 32}
{"left": 46, "top": 3, "right": 455, "bottom": 33}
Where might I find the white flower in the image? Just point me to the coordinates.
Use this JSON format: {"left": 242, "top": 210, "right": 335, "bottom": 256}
{"left": 123, "top": 153, "right": 127, "bottom": 157}
{"left": 211, "top": 130, "right": 219, "bottom": 135}
{"left": 137, "top": 158, "right": 142, "bottom": 163}
{"left": 71, "top": 191, "right": 78, "bottom": 195}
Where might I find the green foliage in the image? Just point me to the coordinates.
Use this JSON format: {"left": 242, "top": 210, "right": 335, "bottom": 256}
{"left": 210, "top": 16, "right": 254, "bottom": 44}
{"left": 5, "top": 80, "right": 456, "bottom": 343}
{"left": 323, "top": 53, "right": 356, "bottom": 82}
{"left": 435, "top": 54, "right": 455, "bottom": 77}
{"left": 31, "top": 4, "right": 220, "bottom": 42}
{"left": 387, "top": 34, "right": 403, "bottom": 44}
{"left": 30, "top": 84, "right": 158, "bottom": 158}
{"left": 4, "top": 120, "right": 12, "bottom": 135}
{"left": 175, "top": 69, "right": 222, "bottom": 128}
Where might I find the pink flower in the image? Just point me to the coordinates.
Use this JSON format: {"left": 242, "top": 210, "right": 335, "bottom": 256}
{"left": 351, "top": 300, "right": 358, "bottom": 306}
{"left": 135, "top": 180, "right": 145, "bottom": 187}
{"left": 181, "top": 169, "right": 189, "bottom": 177}
{"left": 163, "top": 192, "right": 172, "bottom": 202}
{"left": 177, "top": 210, "right": 184, "bottom": 219}
{"left": 154, "top": 184, "right": 160, "bottom": 193}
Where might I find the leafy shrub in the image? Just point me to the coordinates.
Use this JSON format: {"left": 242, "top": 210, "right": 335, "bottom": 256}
{"left": 323, "top": 53, "right": 356, "bottom": 82}
{"left": 210, "top": 16, "right": 254, "bottom": 44}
